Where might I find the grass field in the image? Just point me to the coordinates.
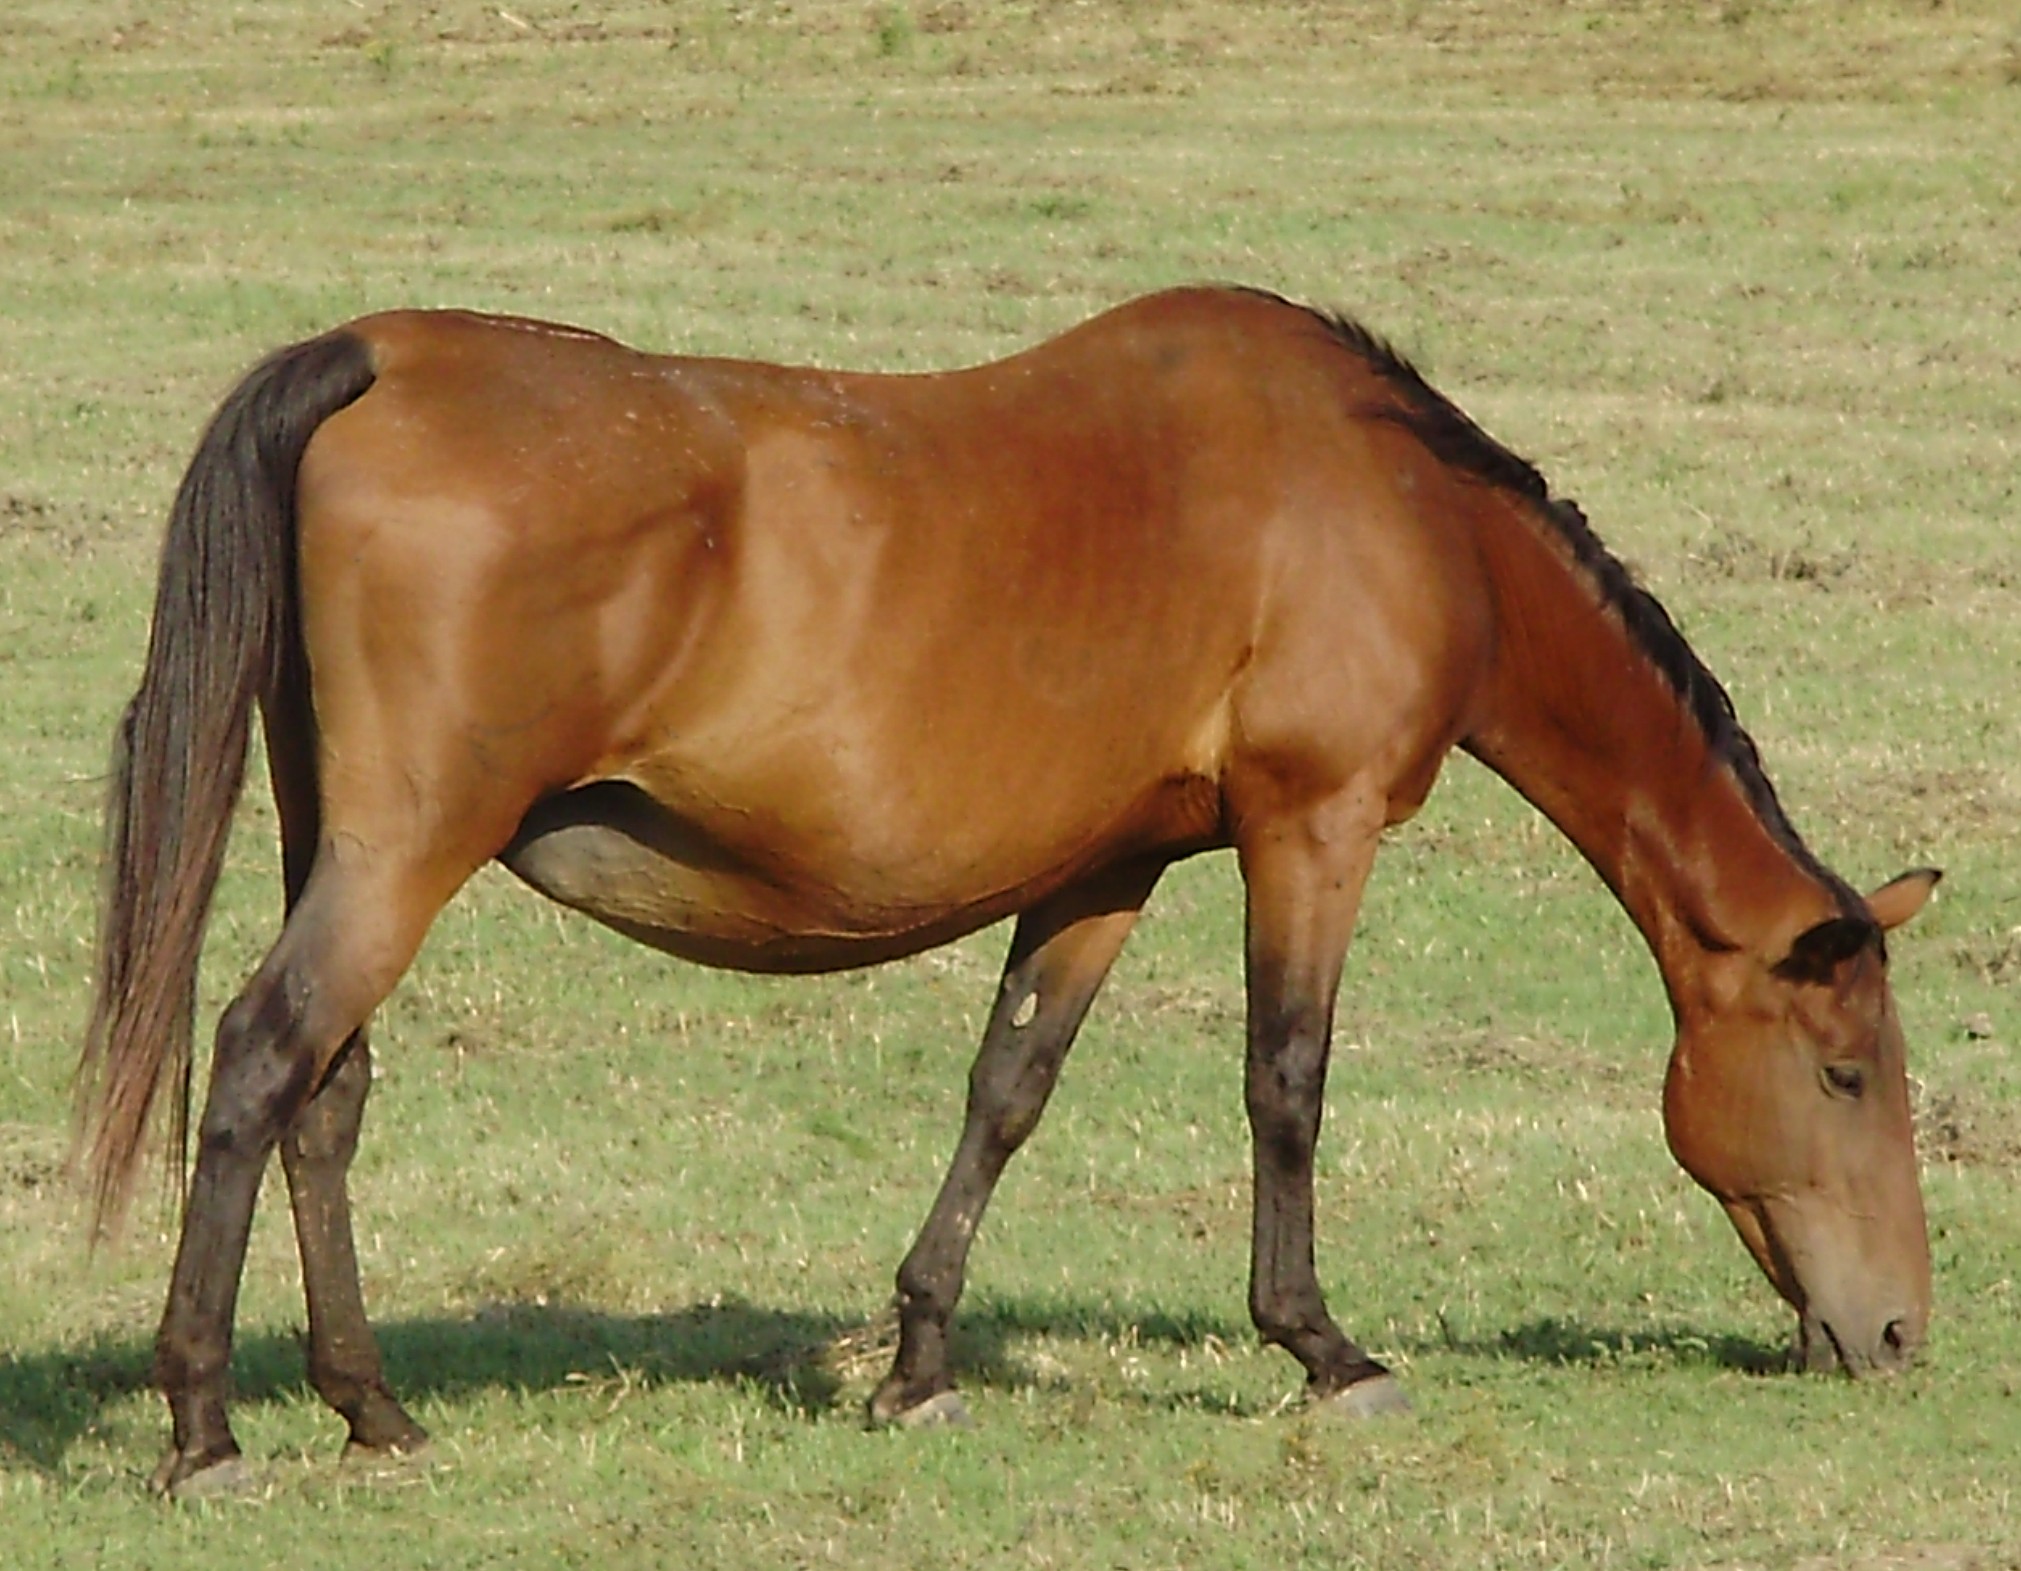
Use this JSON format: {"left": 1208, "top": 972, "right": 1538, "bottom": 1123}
{"left": 3, "top": 2, "right": 2019, "bottom": 1566}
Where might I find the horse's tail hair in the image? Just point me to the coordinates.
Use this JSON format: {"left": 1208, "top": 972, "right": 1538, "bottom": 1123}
{"left": 76, "top": 330, "right": 377, "bottom": 1241}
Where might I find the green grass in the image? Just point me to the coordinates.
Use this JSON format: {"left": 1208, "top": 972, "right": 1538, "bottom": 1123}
{"left": 3, "top": 2, "right": 2019, "bottom": 1565}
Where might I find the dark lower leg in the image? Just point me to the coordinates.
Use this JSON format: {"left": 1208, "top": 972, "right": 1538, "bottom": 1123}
{"left": 280, "top": 1030, "right": 425, "bottom": 1455}
{"left": 151, "top": 1149, "right": 265, "bottom": 1489}
{"left": 870, "top": 1119, "right": 1011, "bottom": 1422}
{"left": 152, "top": 979, "right": 323, "bottom": 1492}
{"left": 870, "top": 865, "right": 1157, "bottom": 1422}
{"left": 150, "top": 855, "right": 437, "bottom": 1493}
{"left": 869, "top": 961, "right": 1097, "bottom": 1419}
{"left": 1244, "top": 1005, "right": 1387, "bottom": 1393}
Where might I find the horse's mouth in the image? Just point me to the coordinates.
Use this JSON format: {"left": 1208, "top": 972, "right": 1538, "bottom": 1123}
{"left": 1798, "top": 1313, "right": 1852, "bottom": 1374}
{"left": 1799, "top": 1311, "right": 1915, "bottom": 1377}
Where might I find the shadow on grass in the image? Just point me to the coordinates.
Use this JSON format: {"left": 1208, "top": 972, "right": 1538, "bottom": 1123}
{"left": 0, "top": 1292, "right": 1236, "bottom": 1473}
{"left": 0, "top": 1297, "right": 843, "bottom": 1475}
{"left": 1400, "top": 1314, "right": 1790, "bottom": 1375}
{"left": 0, "top": 1297, "right": 1785, "bottom": 1473}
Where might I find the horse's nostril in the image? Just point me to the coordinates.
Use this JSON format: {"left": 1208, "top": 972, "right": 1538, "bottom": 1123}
{"left": 1881, "top": 1318, "right": 1911, "bottom": 1361}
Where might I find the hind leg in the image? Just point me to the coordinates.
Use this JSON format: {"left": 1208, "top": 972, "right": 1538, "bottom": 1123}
{"left": 869, "top": 859, "right": 1162, "bottom": 1427}
{"left": 261, "top": 698, "right": 426, "bottom": 1462}
{"left": 278, "top": 1030, "right": 427, "bottom": 1460}
{"left": 150, "top": 864, "right": 447, "bottom": 1497}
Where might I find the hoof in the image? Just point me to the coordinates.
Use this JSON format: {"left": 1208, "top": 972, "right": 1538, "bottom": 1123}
{"left": 895, "top": 1388, "right": 974, "bottom": 1429}
{"left": 341, "top": 1434, "right": 433, "bottom": 1478}
{"left": 871, "top": 1387, "right": 974, "bottom": 1431}
{"left": 151, "top": 1452, "right": 262, "bottom": 1502}
{"left": 1315, "top": 1372, "right": 1412, "bottom": 1420}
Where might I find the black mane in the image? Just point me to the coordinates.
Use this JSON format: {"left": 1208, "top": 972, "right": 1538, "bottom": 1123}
{"left": 1259, "top": 289, "right": 1857, "bottom": 914}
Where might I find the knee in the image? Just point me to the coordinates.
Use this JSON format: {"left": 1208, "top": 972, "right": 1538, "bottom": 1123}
{"left": 1244, "top": 1072, "right": 1322, "bottom": 1156}
{"left": 1244, "top": 1026, "right": 1328, "bottom": 1129}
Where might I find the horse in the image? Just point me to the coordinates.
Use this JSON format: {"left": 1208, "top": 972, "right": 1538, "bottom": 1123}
{"left": 78, "top": 285, "right": 1938, "bottom": 1497}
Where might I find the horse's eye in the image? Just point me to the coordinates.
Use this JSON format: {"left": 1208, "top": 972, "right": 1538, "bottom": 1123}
{"left": 1821, "top": 1062, "right": 1867, "bottom": 1100}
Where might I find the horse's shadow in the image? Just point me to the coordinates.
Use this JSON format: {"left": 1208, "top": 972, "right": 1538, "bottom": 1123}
{"left": 0, "top": 1296, "right": 871, "bottom": 1474}
{"left": 0, "top": 1298, "right": 1784, "bottom": 1473}
{"left": 1405, "top": 1314, "right": 1791, "bottom": 1375}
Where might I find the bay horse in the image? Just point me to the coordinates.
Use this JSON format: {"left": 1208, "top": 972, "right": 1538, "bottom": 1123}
{"left": 79, "top": 286, "right": 1937, "bottom": 1497}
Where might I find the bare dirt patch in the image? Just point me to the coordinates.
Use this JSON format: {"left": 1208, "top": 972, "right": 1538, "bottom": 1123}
{"left": 1793, "top": 1548, "right": 1999, "bottom": 1571}
{"left": 1914, "top": 1084, "right": 2021, "bottom": 1171}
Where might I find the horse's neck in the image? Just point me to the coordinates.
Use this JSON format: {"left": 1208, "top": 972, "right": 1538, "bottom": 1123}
{"left": 1459, "top": 492, "right": 1843, "bottom": 1008}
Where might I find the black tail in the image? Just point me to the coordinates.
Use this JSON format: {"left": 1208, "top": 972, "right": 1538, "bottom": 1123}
{"left": 76, "top": 330, "right": 377, "bottom": 1238}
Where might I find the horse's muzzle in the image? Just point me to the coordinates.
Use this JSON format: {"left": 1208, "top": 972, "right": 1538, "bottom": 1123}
{"left": 1798, "top": 1306, "right": 1922, "bottom": 1376}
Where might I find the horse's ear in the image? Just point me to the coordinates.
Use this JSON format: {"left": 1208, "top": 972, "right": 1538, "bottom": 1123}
{"left": 1866, "top": 868, "right": 1941, "bottom": 932}
{"left": 1770, "top": 868, "right": 1940, "bottom": 985}
{"left": 1772, "top": 916, "right": 1879, "bottom": 986}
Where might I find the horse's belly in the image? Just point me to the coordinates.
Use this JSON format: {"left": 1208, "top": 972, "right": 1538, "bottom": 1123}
{"left": 496, "top": 779, "right": 1026, "bottom": 973}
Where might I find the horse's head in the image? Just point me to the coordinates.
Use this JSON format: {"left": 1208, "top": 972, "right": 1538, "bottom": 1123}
{"left": 1662, "top": 869, "right": 1939, "bottom": 1375}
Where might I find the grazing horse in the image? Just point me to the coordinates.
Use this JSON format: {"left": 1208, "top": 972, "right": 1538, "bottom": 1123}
{"left": 79, "top": 286, "right": 1937, "bottom": 1496}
